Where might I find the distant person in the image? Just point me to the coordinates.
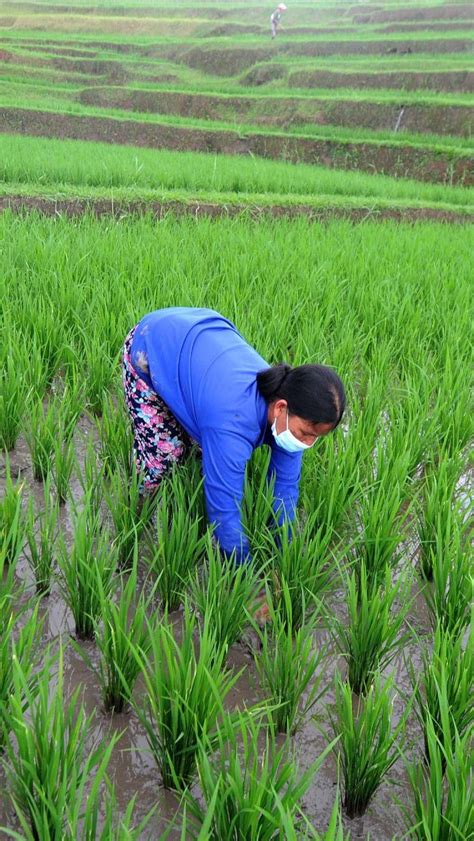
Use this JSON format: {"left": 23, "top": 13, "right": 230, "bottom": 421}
{"left": 122, "top": 307, "right": 345, "bottom": 566}
{"left": 271, "top": 3, "right": 287, "bottom": 39}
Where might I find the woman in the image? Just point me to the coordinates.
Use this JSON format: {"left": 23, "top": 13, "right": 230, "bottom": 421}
{"left": 122, "top": 307, "right": 345, "bottom": 564}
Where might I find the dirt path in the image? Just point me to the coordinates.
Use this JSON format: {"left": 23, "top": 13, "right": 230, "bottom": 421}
{"left": 1, "top": 194, "right": 472, "bottom": 224}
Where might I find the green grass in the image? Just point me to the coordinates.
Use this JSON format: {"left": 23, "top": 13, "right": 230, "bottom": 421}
{"left": 2, "top": 135, "right": 473, "bottom": 209}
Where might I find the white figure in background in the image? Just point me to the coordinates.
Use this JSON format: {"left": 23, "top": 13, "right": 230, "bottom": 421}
{"left": 270, "top": 3, "right": 287, "bottom": 39}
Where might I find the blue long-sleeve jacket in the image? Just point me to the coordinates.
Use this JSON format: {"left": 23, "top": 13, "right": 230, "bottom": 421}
{"left": 130, "top": 307, "right": 302, "bottom": 562}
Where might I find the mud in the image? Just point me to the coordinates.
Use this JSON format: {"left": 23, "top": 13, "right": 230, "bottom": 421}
{"left": 2, "top": 107, "right": 473, "bottom": 185}
{"left": 1, "top": 195, "right": 472, "bottom": 225}
{"left": 288, "top": 69, "right": 474, "bottom": 94}
{"left": 0, "top": 423, "right": 442, "bottom": 839}
{"left": 78, "top": 87, "right": 473, "bottom": 138}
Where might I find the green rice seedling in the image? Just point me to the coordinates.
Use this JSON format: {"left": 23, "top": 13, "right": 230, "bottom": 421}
{"left": 242, "top": 447, "right": 277, "bottom": 561}
{"left": 74, "top": 558, "right": 158, "bottom": 714}
{"left": 51, "top": 425, "right": 76, "bottom": 505}
{"left": 57, "top": 498, "right": 117, "bottom": 639}
{"left": 129, "top": 602, "right": 241, "bottom": 790}
{"left": 59, "top": 375, "right": 85, "bottom": 441}
{"left": 1, "top": 648, "right": 122, "bottom": 841}
{"left": 67, "top": 785, "right": 156, "bottom": 841}
{"left": 174, "top": 457, "right": 208, "bottom": 531}
{"left": 401, "top": 713, "right": 473, "bottom": 840}
{"left": 417, "top": 455, "right": 463, "bottom": 581}
{"left": 96, "top": 392, "right": 133, "bottom": 477}
{"left": 333, "top": 563, "right": 413, "bottom": 695}
{"left": 24, "top": 337, "right": 50, "bottom": 402}
{"left": 145, "top": 475, "right": 208, "bottom": 611}
{"left": 301, "top": 433, "right": 360, "bottom": 535}
{"left": 265, "top": 513, "right": 337, "bottom": 632}
{"left": 105, "top": 466, "right": 155, "bottom": 569}
{"left": 354, "top": 470, "right": 410, "bottom": 592}
{"left": 269, "top": 794, "right": 349, "bottom": 841}
{"left": 188, "top": 536, "right": 262, "bottom": 653}
{"left": 410, "top": 623, "right": 473, "bottom": 767}
{"left": 82, "top": 331, "right": 116, "bottom": 416}
{"left": 184, "top": 711, "right": 337, "bottom": 840}
{"left": 25, "top": 397, "right": 58, "bottom": 482}
{"left": 25, "top": 477, "right": 59, "bottom": 596}
{"left": 424, "top": 514, "right": 471, "bottom": 636}
{"left": 327, "top": 672, "right": 409, "bottom": 818}
{"left": 0, "top": 343, "right": 28, "bottom": 451}
{"left": 77, "top": 436, "right": 105, "bottom": 513}
{"left": 0, "top": 459, "right": 25, "bottom": 565}
{"left": 1, "top": 779, "right": 155, "bottom": 841}
{"left": 252, "top": 582, "right": 327, "bottom": 734}
{"left": 434, "top": 347, "right": 473, "bottom": 461}
{"left": 0, "top": 574, "right": 42, "bottom": 752}
{"left": 30, "top": 301, "right": 65, "bottom": 389}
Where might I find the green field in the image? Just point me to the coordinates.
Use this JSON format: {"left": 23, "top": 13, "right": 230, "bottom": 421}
{"left": 1, "top": 1, "right": 473, "bottom": 839}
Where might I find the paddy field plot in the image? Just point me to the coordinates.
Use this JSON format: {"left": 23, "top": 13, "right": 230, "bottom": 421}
{"left": 1, "top": 0, "right": 473, "bottom": 839}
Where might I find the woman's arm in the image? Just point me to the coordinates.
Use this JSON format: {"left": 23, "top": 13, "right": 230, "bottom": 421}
{"left": 200, "top": 427, "right": 254, "bottom": 564}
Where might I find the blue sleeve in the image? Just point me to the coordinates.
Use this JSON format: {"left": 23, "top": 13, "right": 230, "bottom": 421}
{"left": 201, "top": 427, "right": 254, "bottom": 564}
{"left": 267, "top": 443, "right": 303, "bottom": 526}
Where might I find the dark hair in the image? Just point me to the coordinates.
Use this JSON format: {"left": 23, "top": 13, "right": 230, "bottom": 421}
{"left": 256, "top": 363, "right": 346, "bottom": 428}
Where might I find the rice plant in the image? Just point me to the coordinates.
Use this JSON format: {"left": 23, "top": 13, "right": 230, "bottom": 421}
{"left": 25, "top": 397, "right": 58, "bottom": 482}
{"left": 184, "top": 712, "right": 337, "bottom": 840}
{"left": 129, "top": 602, "right": 241, "bottom": 789}
{"left": 1, "top": 778, "right": 155, "bottom": 841}
{"left": 74, "top": 558, "right": 158, "bottom": 713}
{"left": 242, "top": 447, "right": 277, "bottom": 562}
{"left": 355, "top": 447, "right": 411, "bottom": 589}
{"left": 301, "top": 433, "right": 360, "bottom": 535}
{"left": 0, "top": 344, "right": 27, "bottom": 451}
{"left": 333, "top": 563, "right": 413, "bottom": 695}
{"left": 105, "top": 466, "right": 155, "bottom": 569}
{"left": 1, "top": 460, "right": 25, "bottom": 565}
{"left": 188, "top": 536, "right": 262, "bottom": 653}
{"left": 410, "top": 622, "right": 473, "bottom": 766}
{"left": 25, "top": 477, "right": 59, "bottom": 596}
{"left": 96, "top": 392, "right": 133, "bottom": 476}
{"left": 1, "top": 648, "right": 122, "bottom": 841}
{"left": 0, "top": 568, "right": 42, "bottom": 752}
{"left": 269, "top": 795, "right": 350, "bottom": 841}
{"left": 77, "top": 436, "right": 105, "bottom": 513}
{"left": 401, "top": 712, "right": 473, "bottom": 840}
{"left": 417, "top": 455, "right": 463, "bottom": 581}
{"left": 265, "top": 513, "right": 337, "bottom": 632}
{"left": 327, "top": 672, "right": 409, "bottom": 818}
{"left": 82, "top": 331, "right": 116, "bottom": 416}
{"left": 145, "top": 474, "right": 208, "bottom": 611}
{"left": 424, "top": 513, "right": 472, "bottom": 636}
{"left": 51, "top": 426, "right": 76, "bottom": 505}
{"left": 253, "top": 582, "right": 328, "bottom": 733}
{"left": 57, "top": 498, "right": 117, "bottom": 639}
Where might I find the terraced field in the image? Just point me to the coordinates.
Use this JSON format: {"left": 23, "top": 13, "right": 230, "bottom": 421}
{"left": 1, "top": 0, "right": 473, "bottom": 215}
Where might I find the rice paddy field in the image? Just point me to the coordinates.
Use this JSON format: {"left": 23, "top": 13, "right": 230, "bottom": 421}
{"left": 1, "top": 0, "right": 474, "bottom": 839}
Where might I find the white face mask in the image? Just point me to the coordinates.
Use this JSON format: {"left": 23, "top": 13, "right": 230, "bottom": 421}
{"left": 271, "top": 410, "right": 314, "bottom": 453}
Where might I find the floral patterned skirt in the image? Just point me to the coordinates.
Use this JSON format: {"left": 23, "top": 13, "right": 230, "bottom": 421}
{"left": 122, "top": 326, "right": 192, "bottom": 493}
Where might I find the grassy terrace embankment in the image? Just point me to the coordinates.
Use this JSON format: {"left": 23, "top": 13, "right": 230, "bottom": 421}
{"left": 1, "top": 133, "right": 472, "bottom": 221}
{"left": 1, "top": 0, "right": 472, "bottom": 211}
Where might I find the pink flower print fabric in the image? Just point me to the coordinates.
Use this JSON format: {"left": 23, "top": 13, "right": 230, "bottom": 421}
{"left": 122, "top": 326, "right": 193, "bottom": 492}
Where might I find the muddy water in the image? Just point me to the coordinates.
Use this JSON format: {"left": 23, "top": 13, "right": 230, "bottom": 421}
{"left": 1, "top": 422, "right": 447, "bottom": 840}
